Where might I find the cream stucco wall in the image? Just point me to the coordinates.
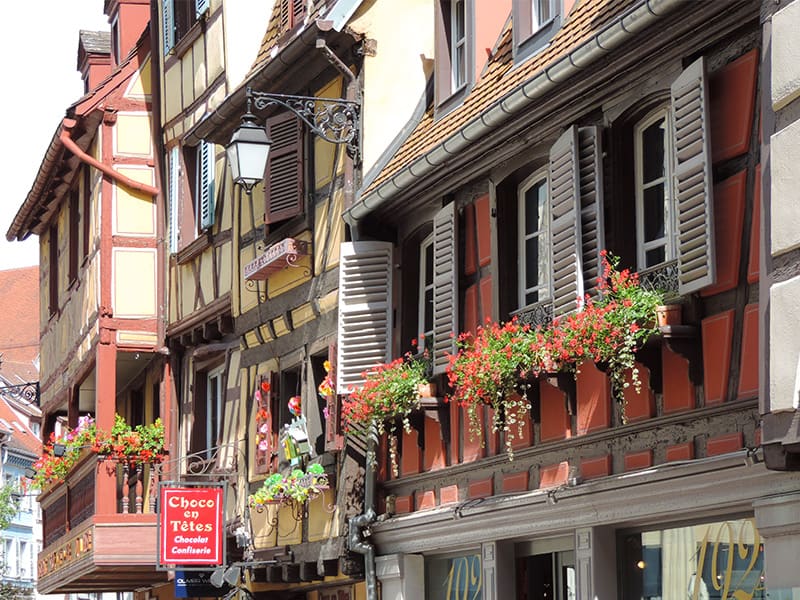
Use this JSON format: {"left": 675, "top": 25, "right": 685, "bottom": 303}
{"left": 114, "top": 166, "right": 156, "bottom": 236}
{"left": 113, "top": 248, "right": 157, "bottom": 318}
{"left": 114, "top": 112, "right": 153, "bottom": 157}
{"left": 350, "top": 0, "right": 435, "bottom": 173}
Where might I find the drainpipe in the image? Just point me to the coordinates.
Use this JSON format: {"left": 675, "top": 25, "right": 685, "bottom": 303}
{"left": 347, "top": 425, "right": 377, "bottom": 600}
{"left": 60, "top": 121, "right": 160, "bottom": 197}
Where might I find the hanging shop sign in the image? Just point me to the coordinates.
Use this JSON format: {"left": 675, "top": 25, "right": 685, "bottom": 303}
{"left": 159, "top": 485, "right": 224, "bottom": 566}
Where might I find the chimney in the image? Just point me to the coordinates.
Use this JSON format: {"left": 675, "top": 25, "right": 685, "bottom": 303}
{"left": 77, "top": 30, "right": 112, "bottom": 94}
{"left": 104, "top": 0, "right": 150, "bottom": 65}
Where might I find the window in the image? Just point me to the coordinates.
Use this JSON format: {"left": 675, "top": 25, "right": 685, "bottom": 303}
{"left": 264, "top": 112, "right": 304, "bottom": 230}
{"left": 190, "top": 364, "right": 224, "bottom": 460}
{"left": 82, "top": 168, "right": 91, "bottom": 260}
{"left": 19, "top": 541, "right": 31, "bottom": 579}
{"left": 162, "top": 0, "right": 209, "bottom": 55}
{"left": 434, "top": 0, "right": 474, "bottom": 111}
{"left": 4, "top": 539, "right": 18, "bottom": 577}
{"left": 68, "top": 188, "right": 79, "bottom": 284}
{"left": 635, "top": 108, "right": 675, "bottom": 270}
{"left": 513, "top": 0, "right": 561, "bottom": 62}
{"left": 278, "top": 0, "right": 307, "bottom": 34}
{"left": 425, "top": 551, "right": 482, "bottom": 600}
{"left": 418, "top": 233, "right": 434, "bottom": 341}
{"left": 518, "top": 171, "right": 550, "bottom": 308}
{"left": 167, "top": 142, "right": 215, "bottom": 254}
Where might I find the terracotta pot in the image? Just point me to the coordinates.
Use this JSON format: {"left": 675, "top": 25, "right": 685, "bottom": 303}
{"left": 417, "top": 381, "right": 437, "bottom": 398}
{"left": 656, "top": 304, "right": 682, "bottom": 327}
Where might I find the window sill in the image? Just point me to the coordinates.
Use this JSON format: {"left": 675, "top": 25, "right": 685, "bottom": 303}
{"left": 176, "top": 232, "right": 212, "bottom": 265}
{"left": 167, "top": 18, "right": 205, "bottom": 64}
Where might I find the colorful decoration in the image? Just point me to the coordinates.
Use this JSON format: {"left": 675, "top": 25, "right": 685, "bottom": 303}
{"left": 318, "top": 360, "right": 335, "bottom": 398}
{"left": 288, "top": 395, "right": 302, "bottom": 417}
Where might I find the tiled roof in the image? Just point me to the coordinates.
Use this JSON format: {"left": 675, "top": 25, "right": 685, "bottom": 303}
{"left": 0, "top": 397, "right": 40, "bottom": 457}
{"left": 79, "top": 30, "right": 111, "bottom": 55}
{"left": 249, "top": 0, "right": 331, "bottom": 76}
{"left": 365, "top": 0, "right": 637, "bottom": 194}
{"left": 0, "top": 267, "right": 39, "bottom": 372}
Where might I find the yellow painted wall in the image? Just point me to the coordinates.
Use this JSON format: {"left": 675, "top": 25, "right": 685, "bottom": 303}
{"left": 313, "top": 188, "right": 344, "bottom": 273}
{"left": 163, "top": 63, "right": 182, "bottom": 123}
{"left": 114, "top": 167, "right": 156, "bottom": 236}
{"left": 113, "top": 249, "right": 157, "bottom": 318}
{"left": 124, "top": 56, "right": 152, "bottom": 99}
{"left": 314, "top": 79, "right": 346, "bottom": 190}
{"left": 115, "top": 112, "right": 153, "bottom": 157}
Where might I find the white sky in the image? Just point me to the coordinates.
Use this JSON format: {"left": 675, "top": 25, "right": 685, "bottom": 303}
{"left": 0, "top": 2, "right": 110, "bottom": 270}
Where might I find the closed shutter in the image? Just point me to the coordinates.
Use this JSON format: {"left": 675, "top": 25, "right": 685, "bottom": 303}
{"left": 337, "top": 241, "right": 393, "bottom": 394}
{"left": 292, "top": 0, "right": 306, "bottom": 26}
{"left": 549, "top": 125, "right": 583, "bottom": 316}
{"left": 162, "top": 0, "right": 174, "bottom": 55}
{"left": 279, "top": 0, "right": 291, "bottom": 31}
{"left": 195, "top": 0, "right": 210, "bottom": 18}
{"left": 432, "top": 202, "right": 458, "bottom": 375}
{"left": 671, "top": 56, "right": 716, "bottom": 294}
{"left": 265, "top": 111, "right": 304, "bottom": 224}
{"left": 198, "top": 141, "right": 215, "bottom": 230}
{"left": 168, "top": 147, "right": 180, "bottom": 253}
{"left": 578, "top": 126, "right": 605, "bottom": 297}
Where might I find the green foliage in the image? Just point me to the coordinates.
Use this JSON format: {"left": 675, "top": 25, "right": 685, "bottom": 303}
{"left": 0, "top": 484, "right": 20, "bottom": 531}
{"left": 248, "top": 463, "right": 329, "bottom": 507}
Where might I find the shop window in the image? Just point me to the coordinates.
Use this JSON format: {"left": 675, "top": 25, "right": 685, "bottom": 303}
{"left": 426, "top": 550, "right": 483, "bottom": 599}
{"left": 515, "top": 537, "right": 575, "bottom": 600}
{"left": 619, "top": 517, "right": 765, "bottom": 600}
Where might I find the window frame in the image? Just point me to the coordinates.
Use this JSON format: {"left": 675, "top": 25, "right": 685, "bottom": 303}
{"left": 418, "top": 232, "right": 435, "bottom": 342}
{"left": 634, "top": 106, "right": 676, "bottom": 271}
{"left": 434, "top": 0, "right": 475, "bottom": 116}
{"left": 517, "top": 168, "right": 551, "bottom": 310}
{"left": 512, "top": 0, "right": 562, "bottom": 64}
{"left": 204, "top": 365, "right": 224, "bottom": 460}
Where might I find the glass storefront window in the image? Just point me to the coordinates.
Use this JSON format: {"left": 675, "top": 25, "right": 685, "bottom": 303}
{"left": 620, "top": 517, "right": 765, "bottom": 600}
{"left": 426, "top": 551, "right": 482, "bottom": 600}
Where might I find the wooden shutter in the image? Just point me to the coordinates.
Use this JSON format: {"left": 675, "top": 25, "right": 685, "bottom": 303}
{"left": 265, "top": 111, "right": 303, "bottom": 224}
{"left": 578, "top": 126, "right": 605, "bottom": 297}
{"left": 195, "top": 0, "right": 210, "bottom": 18}
{"left": 549, "top": 125, "right": 583, "bottom": 316}
{"left": 162, "top": 0, "right": 174, "bottom": 55}
{"left": 671, "top": 56, "right": 716, "bottom": 295}
{"left": 292, "top": 0, "right": 306, "bottom": 26}
{"left": 432, "top": 202, "right": 458, "bottom": 375}
{"left": 337, "top": 241, "right": 393, "bottom": 394}
{"left": 168, "top": 147, "right": 180, "bottom": 253}
{"left": 198, "top": 141, "right": 215, "bottom": 230}
{"left": 324, "top": 342, "right": 344, "bottom": 452}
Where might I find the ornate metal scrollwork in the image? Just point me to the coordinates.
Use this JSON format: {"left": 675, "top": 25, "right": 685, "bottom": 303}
{"left": 0, "top": 381, "right": 40, "bottom": 405}
{"left": 248, "top": 87, "right": 360, "bottom": 163}
{"left": 512, "top": 301, "right": 554, "bottom": 328}
{"left": 640, "top": 260, "right": 679, "bottom": 299}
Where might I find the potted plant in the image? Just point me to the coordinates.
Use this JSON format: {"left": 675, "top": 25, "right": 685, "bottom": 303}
{"left": 248, "top": 463, "right": 329, "bottom": 509}
{"left": 446, "top": 319, "right": 542, "bottom": 459}
{"left": 341, "top": 347, "right": 431, "bottom": 475}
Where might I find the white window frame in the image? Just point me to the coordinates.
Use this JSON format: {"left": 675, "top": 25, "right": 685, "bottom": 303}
{"left": 450, "top": 0, "right": 467, "bottom": 91}
{"left": 634, "top": 107, "right": 676, "bottom": 270}
{"left": 418, "top": 233, "right": 435, "bottom": 342}
{"left": 206, "top": 366, "right": 224, "bottom": 459}
{"left": 532, "top": 0, "right": 555, "bottom": 30}
{"left": 518, "top": 169, "right": 551, "bottom": 309}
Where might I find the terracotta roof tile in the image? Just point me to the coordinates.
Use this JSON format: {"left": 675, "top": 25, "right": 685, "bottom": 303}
{"left": 0, "top": 267, "right": 39, "bottom": 371}
{"left": 0, "top": 398, "right": 40, "bottom": 456}
{"left": 366, "top": 0, "right": 636, "bottom": 194}
{"left": 249, "top": 0, "right": 330, "bottom": 76}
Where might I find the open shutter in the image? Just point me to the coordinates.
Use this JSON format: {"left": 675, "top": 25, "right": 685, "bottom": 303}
{"left": 337, "top": 241, "right": 393, "bottom": 394}
{"left": 578, "top": 126, "right": 605, "bottom": 297}
{"left": 198, "top": 141, "right": 215, "bottom": 230}
{"left": 265, "top": 111, "right": 303, "bottom": 224}
{"left": 549, "top": 125, "right": 583, "bottom": 316}
{"left": 195, "top": 0, "right": 210, "bottom": 18}
{"left": 432, "top": 202, "right": 458, "bottom": 375}
{"left": 168, "top": 147, "right": 179, "bottom": 253}
{"left": 671, "top": 56, "right": 716, "bottom": 295}
{"left": 324, "top": 342, "right": 344, "bottom": 452}
{"left": 434, "top": 1, "right": 452, "bottom": 106}
{"left": 162, "top": 0, "right": 174, "bottom": 55}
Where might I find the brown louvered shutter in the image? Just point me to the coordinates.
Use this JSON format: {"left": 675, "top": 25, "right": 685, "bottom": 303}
{"left": 578, "top": 126, "right": 605, "bottom": 297}
{"left": 549, "top": 125, "right": 583, "bottom": 316}
{"left": 432, "top": 202, "right": 458, "bottom": 375}
{"left": 265, "top": 111, "right": 303, "bottom": 224}
{"left": 671, "top": 56, "right": 716, "bottom": 295}
{"left": 324, "top": 342, "right": 344, "bottom": 452}
{"left": 279, "top": 0, "right": 290, "bottom": 31}
{"left": 291, "top": 0, "right": 306, "bottom": 27}
{"left": 337, "top": 241, "right": 393, "bottom": 394}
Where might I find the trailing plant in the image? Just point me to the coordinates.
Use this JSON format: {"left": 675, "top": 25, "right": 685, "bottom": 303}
{"left": 248, "top": 463, "right": 328, "bottom": 507}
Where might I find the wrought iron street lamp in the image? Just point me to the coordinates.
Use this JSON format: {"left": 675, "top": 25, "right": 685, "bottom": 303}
{"left": 225, "top": 86, "right": 360, "bottom": 192}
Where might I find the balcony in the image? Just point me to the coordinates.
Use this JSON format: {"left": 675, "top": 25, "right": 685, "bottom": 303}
{"left": 37, "top": 450, "right": 168, "bottom": 594}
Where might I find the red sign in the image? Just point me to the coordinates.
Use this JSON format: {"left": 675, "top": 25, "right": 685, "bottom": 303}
{"left": 159, "top": 486, "right": 224, "bottom": 565}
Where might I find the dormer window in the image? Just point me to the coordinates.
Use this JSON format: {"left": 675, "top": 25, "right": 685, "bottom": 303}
{"left": 513, "top": 0, "right": 562, "bottom": 63}
{"left": 278, "top": 0, "right": 307, "bottom": 33}
{"left": 434, "top": 0, "right": 474, "bottom": 115}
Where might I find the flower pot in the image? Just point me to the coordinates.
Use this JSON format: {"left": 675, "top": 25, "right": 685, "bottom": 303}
{"left": 656, "top": 304, "right": 682, "bottom": 327}
{"left": 417, "top": 381, "right": 438, "bottom": 398}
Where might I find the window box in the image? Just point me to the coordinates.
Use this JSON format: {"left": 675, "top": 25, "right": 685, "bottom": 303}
{"left": 244, "top": 237, "right": 310, "bottom": 281}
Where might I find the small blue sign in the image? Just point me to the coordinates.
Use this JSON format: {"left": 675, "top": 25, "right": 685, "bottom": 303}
{"left": 174, "top": 571, "right": 229, "bottom": 598}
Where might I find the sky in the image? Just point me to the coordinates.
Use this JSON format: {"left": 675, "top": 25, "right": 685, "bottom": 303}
{"left": 0, "top": 2, "right": 110, "bottom": 271}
